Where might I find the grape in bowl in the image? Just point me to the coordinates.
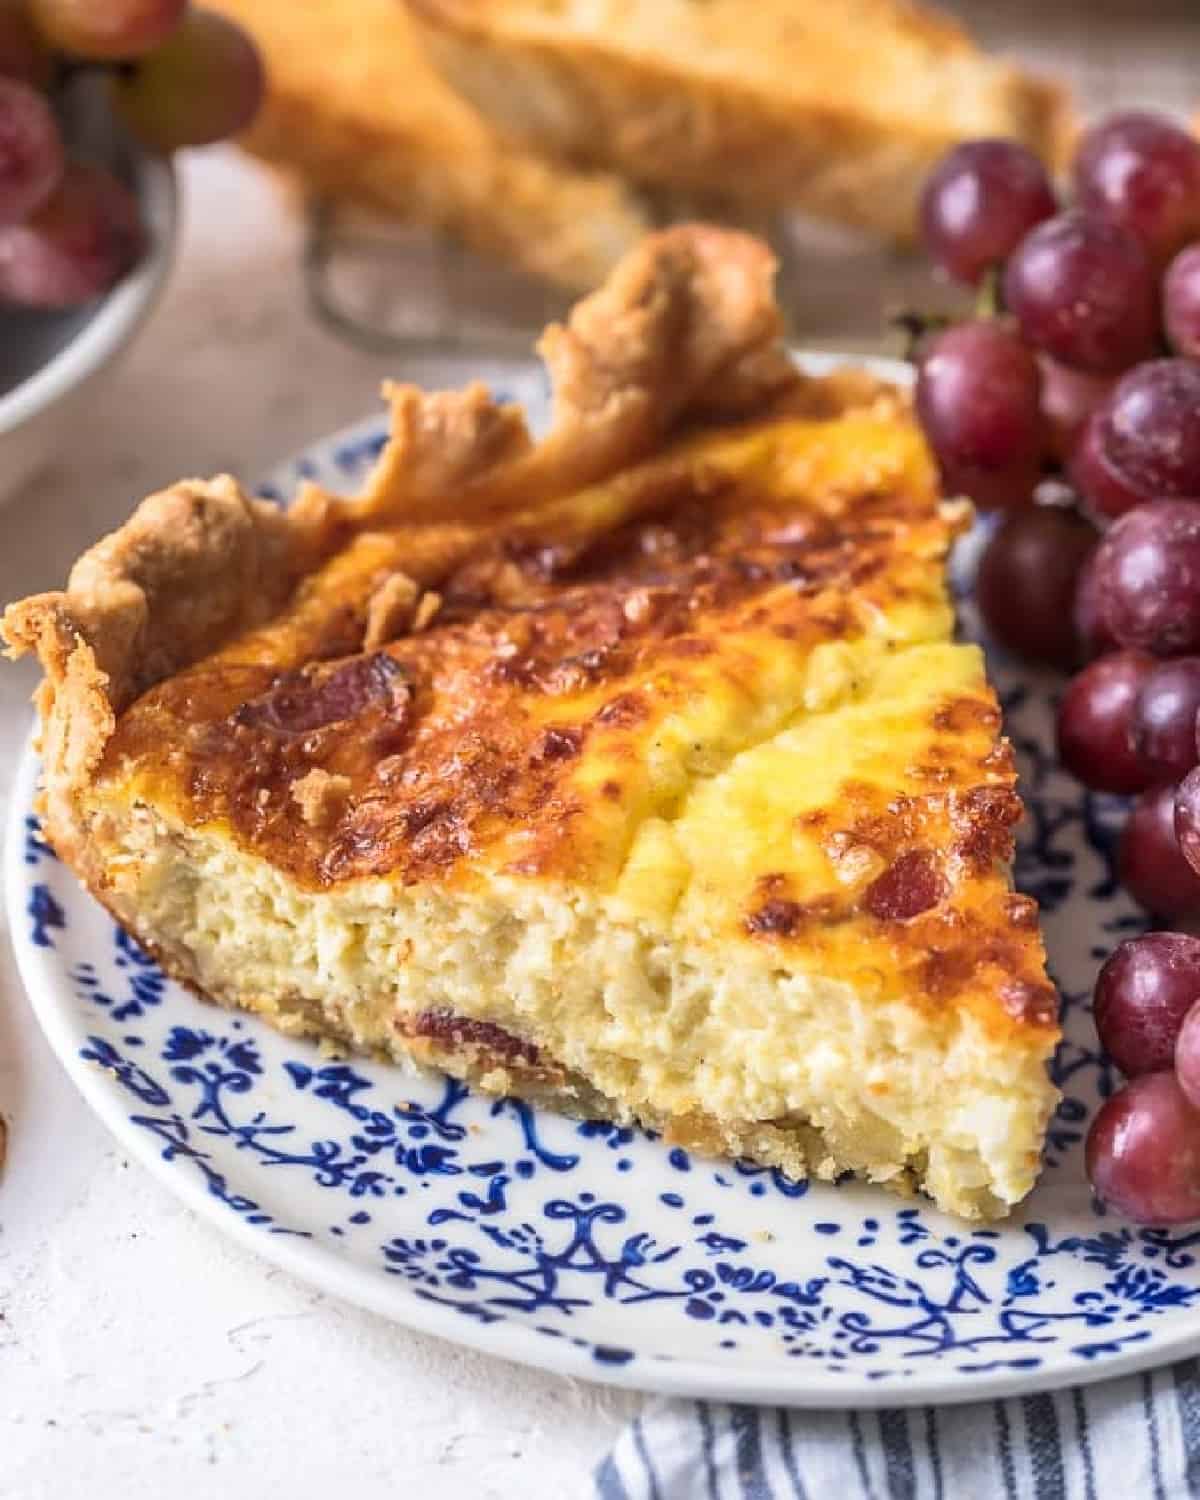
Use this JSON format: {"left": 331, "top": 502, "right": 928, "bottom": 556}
{"left": 0, "top": 99, "right": 175, "bottom": 503}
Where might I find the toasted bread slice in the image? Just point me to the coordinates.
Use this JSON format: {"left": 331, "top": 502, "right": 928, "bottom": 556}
{"left": 209, "top": 0, "right": 653, "bottom": 288}
{"left": 5, "top": 227, "right": 1058, "bottom": 1220}
{"left": 406, "top": 0, "right": 1073, "bottom": 243}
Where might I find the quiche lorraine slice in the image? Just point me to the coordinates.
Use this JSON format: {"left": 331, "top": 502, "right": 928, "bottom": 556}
{"left": 4, "top": 227, "right": 1058, "bottom": 1221}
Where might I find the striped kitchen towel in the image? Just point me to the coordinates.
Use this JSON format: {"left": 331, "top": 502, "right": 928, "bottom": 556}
{"left": 593, "top": 1359, "right": 1200, "bottom": 1498}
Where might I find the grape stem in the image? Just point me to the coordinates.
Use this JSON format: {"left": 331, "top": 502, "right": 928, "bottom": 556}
{"left": 892, "top": 265, "right": 1004, "bottom": 364}
{"left": 975, "top": 265, "right": 1004, "bottom": 319}
{"left": 55, "top": 57, "right": 128, "bottom": 84}
{"left": 890, "top": 309, "right": 952, "bottom": 364}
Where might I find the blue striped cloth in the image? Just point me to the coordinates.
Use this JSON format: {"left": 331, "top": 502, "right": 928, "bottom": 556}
{"left": 593, "top": 1360, "right": 1200, "bottom": 1498}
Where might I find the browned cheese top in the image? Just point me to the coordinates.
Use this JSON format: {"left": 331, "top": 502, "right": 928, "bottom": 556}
{"left": 98, "top": 397, "right": 1056, "bottom": 1037}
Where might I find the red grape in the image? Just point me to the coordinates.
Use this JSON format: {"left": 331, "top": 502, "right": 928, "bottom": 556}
{"left": 28, "top": 0, "right": 186, "bottom": 60}
{"left": 919, "top": 139, "right": 1056, "bottom": 287}
{"left": 112, "top": 9, "right": 264, "bottom": 152}
{"left": 0, "top": 0, "right": 52, "bottom": 86}
{"left": 1069, "top": 411, "right": 1155, "bottom": 522}
{"left": 0, "top": 160, "right": 143, "bottom": 307}
{"left": 1100, "top": 361, "right": 1200, "bottom": 503}
{"left": 1056, "top": 650, "right": 1154, "bottom": 794}
{"left": 1003, "top": 210, "right": 1158, "bottom": 375}
{"left": 1074, "top": 111, "right": 1200, "bottom": 267}
{"left": 1132, "top": 659, "right": 1200, "bottom": 782}
{"left": 1039, "top": 358, "right": 1113, "bottom": 466}
{"left": 1094, "top": 932, "right": 1200, "bottom": 1077}
{"left": 1074, "top": 553, "right": 1121, "bottom": 659}
{"left": 1176, "top": 996, "right": 1200, "bottom": 1116}
{"left": 1086, "top": 501, "right": 1200, "bottom": 656}
{"left": 1175, "top": 767, "right": 1200, "bottom": 878}
{"left": 1086, "top": 1071, "right": 1200, "bottom": 1224}
{"left": 0, "top": 75, "right": 61, "bottom": 227}
{"left": 1119, "top": 783, "right": 1200, "bottom": 920}
{"left": 1176, "top": 1001, "right": 1200, "bottom": 1111}
{"left": 1164, "top": 243, "right": 1200, "bottom": 358}
{"left": 914, "top": 320, "right": 1042, "bottom": 511}
{"left": 975, "top": 506, "right": 1097, "bottom": 667}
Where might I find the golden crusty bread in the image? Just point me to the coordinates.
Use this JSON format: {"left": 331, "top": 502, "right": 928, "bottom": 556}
{"left": 406, "top": 0, "right": 1074, "bottom": 244}
{"left": 209, "top": 0, "right": 653, "bottom": 289}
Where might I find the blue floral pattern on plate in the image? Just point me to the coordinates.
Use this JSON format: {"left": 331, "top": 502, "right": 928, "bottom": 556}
{"left": 10, "top": 356, "right": 1200, "bottom": 1406}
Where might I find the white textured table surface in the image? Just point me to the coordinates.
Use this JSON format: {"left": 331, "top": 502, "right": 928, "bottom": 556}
{"left": 0, "top": 149, "right": 640, "bottom": 1500}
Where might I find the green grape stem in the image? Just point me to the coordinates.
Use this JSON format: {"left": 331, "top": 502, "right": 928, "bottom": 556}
{"left": 974, "top": 264, "right": 1005, "bottom": 318}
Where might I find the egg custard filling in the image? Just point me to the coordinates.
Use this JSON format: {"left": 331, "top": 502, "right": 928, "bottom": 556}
{"left": 4, "top": 226, "right": 1058, "bottom": 1221}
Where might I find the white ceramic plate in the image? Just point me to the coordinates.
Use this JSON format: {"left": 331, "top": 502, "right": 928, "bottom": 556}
{"left": 10, "top": 355, "right": 1198, "bottom": 1408}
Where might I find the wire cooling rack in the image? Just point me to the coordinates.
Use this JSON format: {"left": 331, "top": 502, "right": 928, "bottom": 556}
{"left": 302, "top": 198, "right": 968, "bottom": 362}
{"left": 304, "top": 201, "right": 571, "bottom": 359}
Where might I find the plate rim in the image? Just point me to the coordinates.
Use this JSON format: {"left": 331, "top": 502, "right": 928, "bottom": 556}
{"left": 13, "top": 349, "right": 1200, "bottom": 1408}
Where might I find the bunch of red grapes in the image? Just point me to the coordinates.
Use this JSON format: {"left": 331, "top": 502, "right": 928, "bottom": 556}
{"left": 0, "top": 0, "right": 262, "bottom": 307}
{"left": 919, "top": 112, "right": 1200, "bottom": 1225}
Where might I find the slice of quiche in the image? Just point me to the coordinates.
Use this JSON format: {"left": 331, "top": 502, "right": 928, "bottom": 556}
{"left": 4, "top": 226, "right": 1058, "bottom": 1221}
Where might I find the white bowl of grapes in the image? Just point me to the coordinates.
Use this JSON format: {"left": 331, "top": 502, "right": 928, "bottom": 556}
{"left": 0, "top": 1, "right": 264, "bottom": 504}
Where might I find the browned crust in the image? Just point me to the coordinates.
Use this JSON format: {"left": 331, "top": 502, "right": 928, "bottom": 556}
{"left": 362, "top": 571, "right": 421, "bottom": 651}
{"left": 2, "top": 478, "right": 325, "bottom": 869}
{"left": 355, "top": 224, "right": 791, "bottom": 524}
{"left": 1, "top": 226, "right": 792, "bottom": 876}
{"left": 6, "top": 478, "right": 305, "bottom": 719}
{"left": 406, "top": 0, "right": 1075, "bottom": 244}
{"left": 209, "top": 0, "right": 654, "bottom": 292}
